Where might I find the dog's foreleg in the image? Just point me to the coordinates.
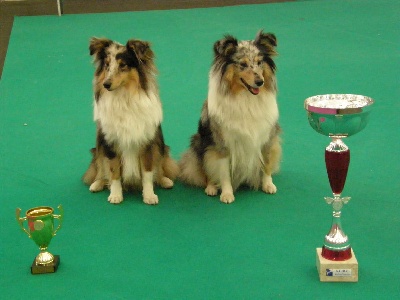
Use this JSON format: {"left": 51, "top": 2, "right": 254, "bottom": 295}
{"left": 142, "top": 171, "right": 158, "bottom": 205}
{"left": 218, "top": 157, "right": 235, "bottom": 204}
{"left": 141, "top": 148, "right": 158, "bottom": 205}
{"left": 204, "top": 150, "right": 234, "bottom": 203}
{"left": 261, "top": 136, "right": 281, "bottom": 194}
{"left": 108, "top": 157, "right": 123, "bottom": 204}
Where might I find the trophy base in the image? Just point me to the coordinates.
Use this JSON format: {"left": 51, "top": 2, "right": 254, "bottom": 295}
{"left": 316, "top": 248, "right": 358, "bottom": 282}
{"left": 31, "top": 255, "right": 60, "bottom": 275}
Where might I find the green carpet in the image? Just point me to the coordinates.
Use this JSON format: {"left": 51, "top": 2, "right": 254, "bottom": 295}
{"left": 1, "top": 0, "right": 399, "bottom": 299}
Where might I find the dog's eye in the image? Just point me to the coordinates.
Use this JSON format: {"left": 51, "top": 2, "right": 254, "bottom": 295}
{"left": 120, "top": 63, "right": 127, "bottom": 69}
{"left": 257, "top": 61, "right": 263, "bottom": 66}
{"left": 239, "top": 62, "right": 248, "bottom": 68}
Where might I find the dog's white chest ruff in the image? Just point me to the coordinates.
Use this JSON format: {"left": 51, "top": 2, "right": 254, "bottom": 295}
{"left": 94, "top": 89, "right": 162, "bottom": 182}
{"left": 208, "top": 86, "right": 279, "bottom": 187}
{"left": 208, "top": 85, "right": 279, "bottom": 144}
{"left": 94, "top": 89, "right": 162, "bottom": 149}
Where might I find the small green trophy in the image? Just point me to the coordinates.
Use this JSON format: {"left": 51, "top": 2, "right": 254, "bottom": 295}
{"left": 16, "top": 205, "right": 63, "bottom": 274}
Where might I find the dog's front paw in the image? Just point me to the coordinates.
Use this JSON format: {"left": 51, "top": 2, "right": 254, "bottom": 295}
{"left": 89, "top": 180, "right": 105, "bottom": 192}
{"left": 220, "top": 192, "right": 235, "bottom": 204}
{"left": 143, "top": 193, "right": 159, "bottom": 205}
{"left": 262, "top": 182, "right": 277, "bottom": 194}
{"left": 108, "top": 193, "right": 123, "bottom": 204}
{"left": 205, "top": 184, "right": 218, "bottom": 196}
{"left": 159, "top": 177, "right": 174, "bottom": 189}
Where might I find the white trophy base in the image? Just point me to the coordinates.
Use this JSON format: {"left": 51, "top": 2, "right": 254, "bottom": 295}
{"left": 316, "top": 248, "right": 358, "bottom": 282}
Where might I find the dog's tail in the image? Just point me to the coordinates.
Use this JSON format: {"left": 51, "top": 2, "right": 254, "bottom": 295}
{"left": 82, "top": 148, "right": 97, "bottom": 185}
{"left": 178, "top": 149, "right": 207, "bottom": 187}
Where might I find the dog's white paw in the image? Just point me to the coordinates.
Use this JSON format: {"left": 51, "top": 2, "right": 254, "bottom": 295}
{"left": 108, "top": 193, "right": 123, "bottom": 204}
{"left": 143, "top": 193, "right": 159, "bottom": 205}
{"left": 89, "top": 180, "right": 105, "bottom": 192}
{"left": 108, "top": 180, "right": 123, "bottom": 203}
{"left": 220, "top": 192, "right": 235, "bottom": 204}
{"left": 160, "top": 177, "right": 174, "bottom": 189}
{"left": 205, "top": 184, "right": 218, "bottom": 196}
{"left": 262, "top": 182, "right": 277, "bottom": 194}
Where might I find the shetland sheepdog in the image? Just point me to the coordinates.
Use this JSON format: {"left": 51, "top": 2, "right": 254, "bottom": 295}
{"left": 179, "top": 30, "right": 282, "bottom": 204}
{"left": 82, "top": 37, "right": 179, "bottom": 205}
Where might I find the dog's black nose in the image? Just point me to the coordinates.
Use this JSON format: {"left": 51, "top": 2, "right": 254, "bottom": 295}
{"left": 255, "top": 80, "right": 264, "bottom": 87}
{"left": 103, "top": 82, "right": 111, "bottom": 90}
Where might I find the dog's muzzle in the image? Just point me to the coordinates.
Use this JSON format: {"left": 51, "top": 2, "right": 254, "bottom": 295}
{"left": 241, "top": 78, "right": 264, "bottom": 95}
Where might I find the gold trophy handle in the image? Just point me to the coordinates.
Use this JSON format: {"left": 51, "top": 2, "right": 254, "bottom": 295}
{"left": 52, "top": 204, "right": 63, "bottom": 236}
{"left": 16, "top": 208, "right": 31, "bottom": 238}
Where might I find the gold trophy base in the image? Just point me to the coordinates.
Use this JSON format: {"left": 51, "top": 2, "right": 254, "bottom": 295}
{"left": 316, "top": 248, "right": 358, "bottom": 282}
{"left": 31, "top": 255, "right": 60, "bottom": 274}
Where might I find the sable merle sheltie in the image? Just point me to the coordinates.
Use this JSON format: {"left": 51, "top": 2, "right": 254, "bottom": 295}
{"left": 179, "top": 30, "right": 282, "bottom": 204}
{"left": 82, "top": 37, "right": 179, "bottom": 205}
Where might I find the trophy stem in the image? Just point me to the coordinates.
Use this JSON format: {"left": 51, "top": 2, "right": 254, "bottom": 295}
{"left": 322, "top": 194, "right": 352, "bottom": 260}
{"left": 322, "top": 138, "right": 352, "bottom": 261}
{"left": 325, "top": 138, "right": 350, "bottom": 194}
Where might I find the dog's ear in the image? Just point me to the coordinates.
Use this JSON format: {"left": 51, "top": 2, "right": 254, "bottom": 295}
{"left": 213, "top": 35, "right": 238, "bottom": 58}
{"left": 89, "top": 37, "right": 112, "bottom": 58}
{"left": 254, "top": 30, "right": 277, "bottom": 56}
{"left": 126, "top": 39, "right": 154, "bottom": 64}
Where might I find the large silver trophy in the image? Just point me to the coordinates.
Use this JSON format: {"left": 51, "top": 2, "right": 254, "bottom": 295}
{"left": 304, "top": 94, "right": 374, "bottom": 282}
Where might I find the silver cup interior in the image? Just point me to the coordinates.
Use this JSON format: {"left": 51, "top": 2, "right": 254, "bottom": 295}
{"left": 304, "top": 94, "right": 374, "bottom": 137}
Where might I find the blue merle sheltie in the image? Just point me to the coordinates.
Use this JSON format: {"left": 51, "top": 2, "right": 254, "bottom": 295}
{"left": 82, "top": 37, "right": 179, "bottom": 205}
{"left": 179, "top": 30, "right": 282, "bottom": 204}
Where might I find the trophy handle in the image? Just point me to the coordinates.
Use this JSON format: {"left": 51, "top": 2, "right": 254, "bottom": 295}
{"left": 16, "top": 208, "right": 31, "bottom": 238}
{"left": 52, "top": 204, "right": 63, "bottom": 236}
